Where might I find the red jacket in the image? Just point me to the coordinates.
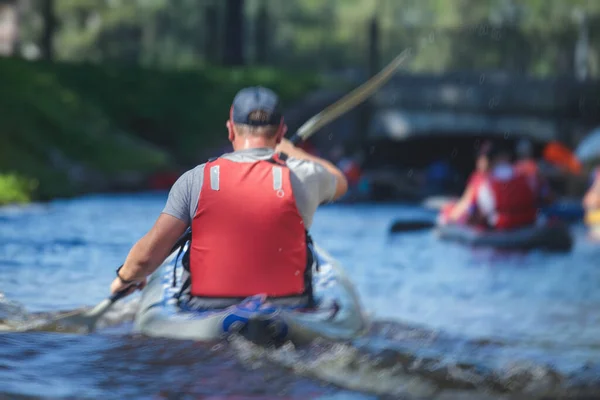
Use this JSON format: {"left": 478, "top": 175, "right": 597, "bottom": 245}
{"left": 189, "top": 154, "right": 310, "bottom": 298}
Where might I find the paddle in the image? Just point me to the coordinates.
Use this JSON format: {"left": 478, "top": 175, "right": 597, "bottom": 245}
{"left": 288, "top": 50, "right": 413, "bottom": 230}
{"left": 21, "top": 285, "right": 134, "bottom": 333}
{"left": 543, "top": 141, "right": 583, "bottom": 175}
{"left": 19, "top": 228, "right": 193, "bottom": 334}
{"left": 288, "top": 49, "right": 411, "bottom": 145}
{"left": 389, "top": 219, "right": 436, "bottom": 233}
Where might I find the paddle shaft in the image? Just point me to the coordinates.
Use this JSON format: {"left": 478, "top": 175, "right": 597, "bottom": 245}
{"left": 43, "top": 228, "right": 194, "bottom": 330}
{"left": 288, "top": 49, "right": 411, "bottom": 145}
{"left": 389, "top": 220, "right": 436, "bottom": 233}
{"left": 108, "top": 287, "right": 131, "bottom": 302}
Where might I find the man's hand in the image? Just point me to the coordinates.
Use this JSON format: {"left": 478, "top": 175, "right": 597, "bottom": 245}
{"left": 110, "top": 276, "right": 146, "bottom": 297}
{"left": 275, "top": 138, "right": 296, "bottom": 155}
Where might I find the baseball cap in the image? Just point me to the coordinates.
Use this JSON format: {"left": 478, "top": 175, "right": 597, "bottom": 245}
{"left": 230, "top": 86, "right": 283, "bottom": 126}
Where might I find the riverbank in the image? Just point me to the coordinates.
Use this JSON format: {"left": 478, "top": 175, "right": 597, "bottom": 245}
{"left": 0, "top": 57, "right": 320, "bottom": 205}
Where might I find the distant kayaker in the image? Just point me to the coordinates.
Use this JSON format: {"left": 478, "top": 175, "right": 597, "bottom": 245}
{"left": 513, "top": 138, "right": 554, "bottom": 206}
{"left": 439, "top": 140, "right": 492, "bottom": 224}
{"left": 110, "top": 86, "right": 348, "bottom": 308}
{"left": 466, "top": 142, "right": 537, "bottom": 230}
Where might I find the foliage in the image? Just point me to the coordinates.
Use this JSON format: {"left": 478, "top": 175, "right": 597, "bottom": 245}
{"left": 45, "top": 61, "right": 321, "bottom": 162}
{"left": 16, "top": 0, "right": 600, "bottom": 77}
{"left": 0, "top": 57, "right": 319, "bottom": 202}
{"left": 0, "top": 174, "right": 38, "bottom": 205}
{"left": 0, "top": 57, "right": 174, "bottom": 200}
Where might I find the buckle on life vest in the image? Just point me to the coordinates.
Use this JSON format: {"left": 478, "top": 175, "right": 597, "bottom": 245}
{"left": 267, "top": 152, "right": 288, "bottom": 166}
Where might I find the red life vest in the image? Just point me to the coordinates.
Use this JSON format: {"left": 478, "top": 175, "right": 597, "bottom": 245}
{"left": 514, "top": 159, "right": 540, "bottom": 191}
{"left": 189, "top": 154, "right": 309, "bottom": 299}
{"left": 484, "top": 172, "right": 537, "bottom": 230}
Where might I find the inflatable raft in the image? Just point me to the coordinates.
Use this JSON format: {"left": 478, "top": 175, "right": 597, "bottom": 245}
{"left": 436, "top": 221, "right": 573, "bottom": 252}
{"left": 133, "top": 243, "right": 368, "bottom": 345}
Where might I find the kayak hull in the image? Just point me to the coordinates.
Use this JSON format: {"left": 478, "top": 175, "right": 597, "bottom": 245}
{"left": 436, "top": 222, "right": 573, "bottom": 252}
{"left": 133, "top": 244, "right": 368, "bottom": 345}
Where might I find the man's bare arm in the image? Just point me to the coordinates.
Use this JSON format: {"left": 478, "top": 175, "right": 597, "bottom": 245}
{"left": 118, "top": 213, "right": 188, "bottom": 282}
{"left": 448, "top": 185, "right": 475, "bottom": 221}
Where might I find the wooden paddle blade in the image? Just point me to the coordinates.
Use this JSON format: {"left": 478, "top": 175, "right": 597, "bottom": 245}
{"left": 389, "top": 220, "right": 435, "bottom": 233}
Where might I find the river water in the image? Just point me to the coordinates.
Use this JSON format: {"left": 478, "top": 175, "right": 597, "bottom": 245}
{"left": 1, "top": 193, "right": 600, "bottom": 399}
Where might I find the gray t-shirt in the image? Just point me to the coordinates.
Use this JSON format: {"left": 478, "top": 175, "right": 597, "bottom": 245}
{"left": 162, "top": 148, "right": 337, "bottom": 229}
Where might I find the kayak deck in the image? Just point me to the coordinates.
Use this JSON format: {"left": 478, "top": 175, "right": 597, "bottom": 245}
{"left": 436, "top": 221, "right": 573, "bottom": 252}
{"left": 133, "top": 244, "right": 368, "bottom": 345}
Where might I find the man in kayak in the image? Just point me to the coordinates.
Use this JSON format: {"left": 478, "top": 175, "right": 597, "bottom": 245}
{"left": 466, "top": 142, "right": 537, "bottom": 230}
{"left": 109, "top": 86, "right": 348, "bottom": 308}
{"left": 513, "top": 138, "right": 554, "bottom": 206}
{"left": 438, "top": 140, "right": 492, "bottom": 224}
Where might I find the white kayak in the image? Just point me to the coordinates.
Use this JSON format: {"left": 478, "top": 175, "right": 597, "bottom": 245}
{"left": 133, "top": 243, "right": 368, "bottom": 345}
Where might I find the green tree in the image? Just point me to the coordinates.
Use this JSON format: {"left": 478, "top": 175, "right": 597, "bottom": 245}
{"left": 14, "top": 0, "right": 600, "bottom": 76}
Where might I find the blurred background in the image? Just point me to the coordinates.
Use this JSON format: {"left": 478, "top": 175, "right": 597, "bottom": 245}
{"left": 1, "top": 0, "right": 600, "bottom": 205}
